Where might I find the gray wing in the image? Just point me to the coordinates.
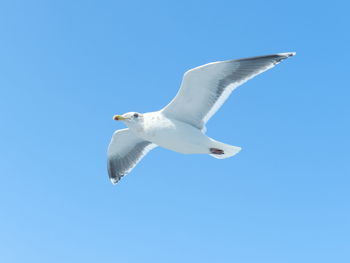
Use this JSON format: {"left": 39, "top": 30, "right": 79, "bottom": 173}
{"left": 107, "top": 128, "right": 157, "bottom": 184}
{"left": 162, "top": 52, "right": 296, "bottom": 129}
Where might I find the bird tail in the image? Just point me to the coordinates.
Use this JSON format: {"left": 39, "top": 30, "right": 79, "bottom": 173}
{"left": 209, "top": 139, "right": 241, "bottom": 159}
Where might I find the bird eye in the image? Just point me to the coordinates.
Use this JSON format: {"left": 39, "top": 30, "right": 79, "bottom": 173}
{"left": 133, "top": 113, "right": 139, "bottom": 118}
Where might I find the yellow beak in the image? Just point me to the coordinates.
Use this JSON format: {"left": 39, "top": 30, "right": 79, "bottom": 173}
{"left": 113, "top": 115, "right": 128, "bottom": 121}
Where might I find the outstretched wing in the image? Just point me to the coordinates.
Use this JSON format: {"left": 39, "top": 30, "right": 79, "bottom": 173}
{"left": 162, "top": 52, "right": 295, "bottom": 129}
{"left": 107, "top": 128, "right": 157, "bottom": 184}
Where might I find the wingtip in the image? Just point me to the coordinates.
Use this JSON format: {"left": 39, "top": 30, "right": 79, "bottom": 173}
{"left": 110, "top": 177, "right": 119, "bottom": 185}
{"left": 279, "top": 52, "right": 296, "bottom": 57}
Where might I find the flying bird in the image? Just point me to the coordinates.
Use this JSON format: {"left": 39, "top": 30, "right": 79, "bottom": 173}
{"left": 107, "top": 52, "right": 295, "bottom": 184}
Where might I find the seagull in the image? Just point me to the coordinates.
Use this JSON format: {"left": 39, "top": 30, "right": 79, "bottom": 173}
{"left": 107, "top": 52, "right": 295, "bottom": 184}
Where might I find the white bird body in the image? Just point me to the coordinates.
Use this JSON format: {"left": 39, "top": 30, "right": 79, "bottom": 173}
{"left": 107, "top": 52, "right": 296, "bottom": 184}
{"left": 126, "top": 111, "right": 222, "bottom": 155}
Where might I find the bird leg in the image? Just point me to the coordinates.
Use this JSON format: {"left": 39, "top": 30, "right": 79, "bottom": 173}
{"left": 210, "top": 148, "right": 224, "bottom": 155}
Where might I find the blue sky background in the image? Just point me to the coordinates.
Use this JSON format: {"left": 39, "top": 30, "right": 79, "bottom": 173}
{"left": 0, "top": 1, "right": 349, "bottom": 262}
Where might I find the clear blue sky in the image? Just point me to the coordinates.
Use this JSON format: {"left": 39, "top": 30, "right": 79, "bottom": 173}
{"left": 0, "top": 1, "right": 349, "bottom": 262}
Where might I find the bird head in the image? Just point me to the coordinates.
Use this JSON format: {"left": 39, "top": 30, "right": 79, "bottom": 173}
{"left": 113, "top": 112, "right": 143, "bottom": 123}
